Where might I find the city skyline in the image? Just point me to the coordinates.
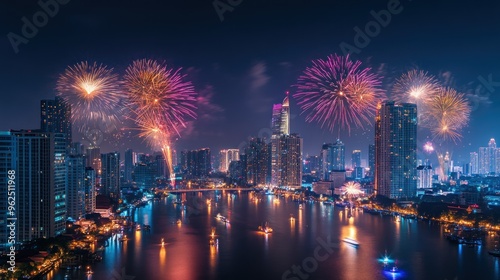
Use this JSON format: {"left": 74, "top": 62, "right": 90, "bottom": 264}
{"left": 3, "top": 2, "right": 500, "bottom": 279}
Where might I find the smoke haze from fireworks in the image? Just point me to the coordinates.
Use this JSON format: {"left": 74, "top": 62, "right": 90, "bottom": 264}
{"left": 294, "top": 54, "right": 385, "bottom": 134}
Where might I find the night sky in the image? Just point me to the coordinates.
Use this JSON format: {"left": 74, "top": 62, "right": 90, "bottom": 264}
{"left": 2, "top": 0, "right": 500, "bottom": 165}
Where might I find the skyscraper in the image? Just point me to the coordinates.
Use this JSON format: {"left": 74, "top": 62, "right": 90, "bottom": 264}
{"left": 84, "top": 167, "right": 97, "bottom": 213}
{"left": 351, "top": 150, "right": 361, "bottom": 168}
{"left": 219, "top": 149, "right": 240, "bottom": 173}
{"left": 304, "top": 155, "right": 320, "bottom": 175}
{"left": 320, "top": 143, "right": 333, "bottom": 180}
{"left": 331, "top": 139, "right": 345, "bottom": 171}
{"left": 271, "top": 93, "right": 293, "bottom": 186}
{"left": 489, "top": 139, "right": 497, "bottom": 173}
{"left": 13, "top": 130, "right": 67, "bottom": 241}
{"left": 375, "top": 102, "right": 417, "bottom": 199}
{"left": 70, "top": 142, "right": 84, "bottom": 156}
{"left": 185, "top": 148, "right": 212, "bottom": 179}
{"left": 368, "top": 144, "right": 375, "bottom": 177}
{"left": 0, "top": 132, "right": 16, "bottom": 248}
{"left": 40, "top": 97, "right": 72, "bottom": 150}
{"left": 271, "top": 93, "right": 290, "bottom": 136}
{"left": 478, "top": 139, "right": 498, "bottom": 175}
{"left": 245, "top": 138, "right": 269, "bottom": 186}
{"left": 274, "top": 134, "right": 303, "bottom": 188}
{"left": 470, "top": 152, "right": 478, "bottom": 175}
{"left": 417, "top": 165, "right": 433, "bottom": 189}
{"left": 66, "top": 154, "right": 85, "bottom": 220}
{"left": 86, "top": 146, "right": 101, "bottom": 176}
{"left": 101, "top": 152, "right": 120, "bottom": 199}
{"left": 124, "top": 149, "right": 134, "bottom": 183}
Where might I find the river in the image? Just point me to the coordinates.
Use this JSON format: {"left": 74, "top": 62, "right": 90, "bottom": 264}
{"left": 47, "top": 191, "right": 500, "bottom": 280}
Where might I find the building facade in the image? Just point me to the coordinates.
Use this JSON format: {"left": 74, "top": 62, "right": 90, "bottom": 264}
{"left": 0, "top": 132, "right": 17, "bottom": 250}
{"left": 219, "top": 149, "right": 240, "bottom": 173}
{"left": 375, "top": 102, "right": 418, "bottom": 199}
{"left": 245, "top": 138, "right": 269, "bottom": 186}
{"left": 40, "top": 97, "right": 72, "bottom": 150}
{"left": 66, "top": 155, "right": 86, "bottom": 220}
{"left": 13, "top": 130, "right": 67, "bottom": 241}
{"left": 101, "top": 152, "right": 120, "bottom": 199}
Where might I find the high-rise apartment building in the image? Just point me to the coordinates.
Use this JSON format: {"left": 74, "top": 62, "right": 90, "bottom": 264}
{"left": 219, "top": 149, "right": 240, "bottom": 173}
{"left": 352, "top": 150, "right": 361, "bottom": 169}
{"left": 417, "top": 165, "right": 433, "bottom": 189}
{"left": 331, "top": 139, "right": 345, "bottom": 171}
{"left": 66, "top": 154, "right": 86, "bottom": 220}
{"left": 40, "top": 97, "right": 72, "bottom": 150}
{"left": 245, "top": 138, "right": 269, "bottom": 186}
{"left": 101, "top": 152, "right": 120, "bottom": 199}
{"left": 375, "top": 102, "right": 417, "bottom": 199}
{"left": 184, "top": 148, "right": 212, "bottom": 178}
{"left": 274, "top": 134, "right": 303, "bottom": 188}
{"left": 13, "top": 130, "right": 67, "bottom": 241}
{"left": 84, "top": 167, "right": 97, "bottom": 213}
{"left": 478, "top": 139, "right": 499, "bottom": 175}
{"left": 368, "top": 144, "right": 375, "bottom": 177}
{"left": 470, "top": 152, "right": 479, "bottom": 175}
{"left": 270, "top": 93, "right": 302, "bottom": 187}
{"left": 86, "top": 146, "right": 101, "bottom": 176}
{"left": 0, "top": 132, "right": 17, "bottom": 249}
{"left": 124, "top": 149, "right": 134, "bottom": 183}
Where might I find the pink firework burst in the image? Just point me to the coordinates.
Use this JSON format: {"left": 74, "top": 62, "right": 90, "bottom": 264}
{"left": 293, "top": 54, "right": 385, "bottom": 133}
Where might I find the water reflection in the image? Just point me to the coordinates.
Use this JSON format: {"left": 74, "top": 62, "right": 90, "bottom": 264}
{"left": 48, "top": 192, "right": 498, "bottom": 280}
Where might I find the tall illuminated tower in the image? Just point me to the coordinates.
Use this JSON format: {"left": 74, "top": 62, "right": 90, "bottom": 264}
{"left": 40, "top": 97, "right": 72, "bottom": 150}
{"left": 13, "top": 130, "right": 67, "bottom": 241}
{"left": 375, "top": 102, "right": 417, "bottom": 199}
{"left": 219, "top": 149, "right": 240, "bottom": 173}
{"left": 270, "top": 92, "right": 302, "bottom": 187}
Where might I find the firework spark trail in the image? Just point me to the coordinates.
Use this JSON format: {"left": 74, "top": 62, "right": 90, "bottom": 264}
{"left": 124, "top": 59, "right": 198, "bottom": 183}
{"left": 294, "top": 54, "right": 385, "bottom": 134}
{"left": 56, "top": 61, "right": 125, "bottom": 131}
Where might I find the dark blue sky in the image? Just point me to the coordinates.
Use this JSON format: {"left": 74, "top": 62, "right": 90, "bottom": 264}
{"left": 1, "top": 0, "right": 500, "bottom": 165}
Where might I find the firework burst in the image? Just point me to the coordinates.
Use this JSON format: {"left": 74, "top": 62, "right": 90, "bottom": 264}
{"left": 124, "top": 59, "right": 197, "bottom": 183}
{"left": 123, "top": 59, "right": 197, "bottom": 136}
{"left": 344, "top": 181, "right": 363, "bottom": 197}
{"left": 393, "top": 70, "right": 439, "bottom": 104}
{"left": 423, "top": 141, "right": 435, "bottom": 153}
{"left": 427, "top": 87, "right": 471, "bottom": 142}
{"left": 393, "top": 70, "right": 440, "bottom": 125}
{"left": 294, "top": 54, "right": 385, "bottom": 133}
{"left": 56, "top": 61, "right": 124, "bottom": 128}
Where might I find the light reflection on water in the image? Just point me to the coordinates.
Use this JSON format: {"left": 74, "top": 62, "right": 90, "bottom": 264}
{"left": 47, "top": 192, "right": 499, "bottom": 280}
